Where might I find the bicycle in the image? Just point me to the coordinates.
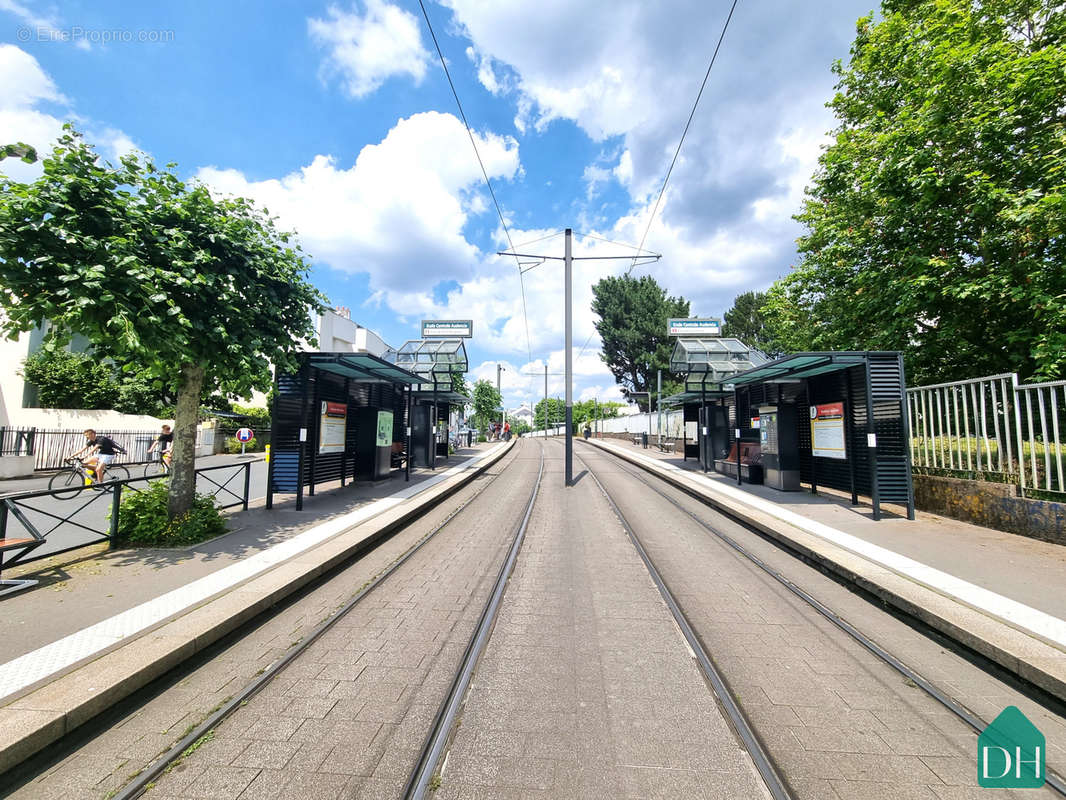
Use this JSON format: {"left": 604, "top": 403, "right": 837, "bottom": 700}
{"left": 142, "top": 453, "right": 172, "bottom": 479}
{"left": 48, "top": 457, "right": 130, "bottom": 499}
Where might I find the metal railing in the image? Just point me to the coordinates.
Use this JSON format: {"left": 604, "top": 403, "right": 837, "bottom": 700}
{"left": 0, "top": 427, "right": 36, "bottom": 457}
{"left": 27, "top": 428, "right": 206, "bottom": 471}
{"left": 907, "top": 373, "right": 1066, "bottom": 496}
{"left": 0, "top": 461, "right": 252, "bottom": 574}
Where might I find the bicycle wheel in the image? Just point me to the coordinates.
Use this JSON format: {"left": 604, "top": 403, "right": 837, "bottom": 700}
{"left": 48, "top": 469, "right": 85, "bottom": 499}
{"left": 143, "top": 461, "right": 167, "bottom": 479}
{"left": 105, "top": 464, "right": 130, "bottom": 483}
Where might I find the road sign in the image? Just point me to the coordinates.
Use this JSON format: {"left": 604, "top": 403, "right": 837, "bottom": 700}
{"left": 236, "top": 427, "right": 254, "bottom": 443}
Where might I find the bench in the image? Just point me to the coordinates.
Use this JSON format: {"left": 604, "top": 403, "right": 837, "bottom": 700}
{"left": 656, "top": 440, "right": 676, "bottom": 453}
{"left": 390, "top": 441, "right": 407, "bottom": 470}
{"left": 632, "top": 435, "right": 643, "bottom": 446}
{"left": 714, "top": 442, "right": 764, "bottom": 484}
{"left": 0, "top": 529, "right": 45, "bottom": 598}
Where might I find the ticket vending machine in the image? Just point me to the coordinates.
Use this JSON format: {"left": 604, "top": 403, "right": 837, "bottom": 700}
{"left": 759, "top": 404, "right": 800, "bottom": 490}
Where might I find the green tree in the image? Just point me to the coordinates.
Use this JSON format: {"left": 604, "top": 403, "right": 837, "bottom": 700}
{"left": 533, "top": 397, "right": 566, "bottom": 430}
{"left": 572, "top": 399, "right": 623, "bottom": 427}
{"left": 471, "top": 379, "right": 501, "bottom": 432}
{"left": 721, "top": 290, "right": 781, "bottom": 357}
{"left": 20, "top": 348, "right": 119, "bottom": 410}
{"left": 0, "top": 127, "right": 326, "bottom": 516}
{"left": 591, "top": 275, "right": 689, "bottom": 410}
{"left": 778, "top": 0, "right": 1066, "bottom": 383}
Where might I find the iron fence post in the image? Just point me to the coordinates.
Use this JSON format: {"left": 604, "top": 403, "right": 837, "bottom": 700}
{"left": 110, "top": 483, "right": 123, "bottom": 546}
{"left": 243, "top": 461, "right": 251, "bottom": 511}
{"left": 1012, "top": 373, "right": 1026, "bottom": 495}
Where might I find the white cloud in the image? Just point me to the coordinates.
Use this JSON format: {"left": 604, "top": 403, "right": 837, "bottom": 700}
{"left": 439, "top": 0, "right": 867, "bottom": 314}
{"left": 0, "top": 45, "right": 136, "bottom": 182}
{"left": 195, "top": 110, "right": 520, "bottom": 302}
{"left": 0, "top": 42, "right": 65, "bottom": 110}
{"left": 309, "top": 1, "right": 431, "bottom": 99}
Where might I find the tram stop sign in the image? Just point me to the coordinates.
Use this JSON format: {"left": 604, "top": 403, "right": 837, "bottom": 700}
{"left": 236, "top": 427, "right": 254, "bottom": 443}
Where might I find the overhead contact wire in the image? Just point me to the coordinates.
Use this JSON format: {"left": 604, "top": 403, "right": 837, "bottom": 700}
{"left": 627, "top": 0, "right": 740, "bottom": 275}
{"left": 417, "top": 0, "right": 536, "bottom": 387}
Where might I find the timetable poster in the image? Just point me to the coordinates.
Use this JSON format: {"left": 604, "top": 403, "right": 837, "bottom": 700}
{"left": 810, "top": 402, "right": 846, "bottom": 459}
{"left": 319, "top": 401, "right": 347, "bottom": 454}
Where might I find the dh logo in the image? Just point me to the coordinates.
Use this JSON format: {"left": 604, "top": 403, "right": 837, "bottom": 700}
{"left": 978, "top": 706, "right": 1045, "bottom": 788}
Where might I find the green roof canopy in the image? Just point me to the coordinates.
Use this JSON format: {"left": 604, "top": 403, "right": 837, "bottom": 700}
{"left": 307, "top": 352, "right": 423, "bottom": 384}
{"left": 727, "top": 351, "right": 870, "bottom": 386}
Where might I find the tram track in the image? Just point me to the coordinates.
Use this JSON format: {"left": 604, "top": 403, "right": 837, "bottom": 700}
{"left": 403, "top": 439, "right": 544, "bottom": 799}
{"left": 577, "top": 438, "right": 1066, "bottom": 798}
{"left": 106, "top": 441, "right": 538, "bottom": 800}
{"left": 570, "top": 442, "right": 793, "bottom": 800}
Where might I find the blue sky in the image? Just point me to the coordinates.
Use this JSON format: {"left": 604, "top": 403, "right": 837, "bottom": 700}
{"left": 1, "top": 0, "right": 873, "bottom": 410}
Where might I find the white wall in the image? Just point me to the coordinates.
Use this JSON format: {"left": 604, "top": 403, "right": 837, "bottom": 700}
{"left": 315, "top": 310, "right": 389, "bottom": 356}
{"left": 0, "top": 328, "right": 32, "bottom": 428}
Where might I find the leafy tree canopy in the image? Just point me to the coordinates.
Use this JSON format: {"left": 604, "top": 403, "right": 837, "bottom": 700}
{"left": 591, "top": 275, "right": 689, "bottom": 410}
{"left": 0, "top": 126, "right": 326, "bottom": 515}
{"left": 721, "top": 290, "right": 781, "bottom": 357}
{"left": 471, "top": 379, "right": 501, "bottom": 430}
{"left": 773, "top": 0, "right": 1066, "bottom": 384}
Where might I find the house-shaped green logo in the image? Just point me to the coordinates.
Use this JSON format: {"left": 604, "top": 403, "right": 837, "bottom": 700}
{"left": 978, "top": 706, "right": 1045, "bottom": 788}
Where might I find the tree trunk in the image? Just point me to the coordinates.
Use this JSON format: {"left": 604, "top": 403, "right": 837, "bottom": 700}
{"left": 168, "top": 363, "right": 205, "bottom": 519}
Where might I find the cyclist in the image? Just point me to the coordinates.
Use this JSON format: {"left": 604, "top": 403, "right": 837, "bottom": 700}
{"left": 70, "top": 429, "right": 127, "bottom": 483}
{"left": 147, "top": 424, "right": 174, "bottom": 469}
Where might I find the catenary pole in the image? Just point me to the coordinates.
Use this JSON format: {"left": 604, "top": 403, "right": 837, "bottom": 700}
{"left": 657, "top": 369, "right": 662, "bottom": 446}
{"left": 564, "top": 228, "right": 573, "bottom": 485}
{"left": 544, "top": 363, "right": 548, "bottom": 435}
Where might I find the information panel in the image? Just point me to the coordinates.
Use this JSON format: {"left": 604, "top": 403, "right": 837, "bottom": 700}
{"left": 319, "top": 401, "right": 347, "bottom": 454}
{"left": 376, "top": 410, "right": 394, "bottom": 447}
{"left": 667, "top": 317, "right": 721, "bottom": 337}
{"left": 422, "top": 319, "right": 473, "bottom": 338}
{"left": 810, "top": 402, "right": 846, "bottom": 459}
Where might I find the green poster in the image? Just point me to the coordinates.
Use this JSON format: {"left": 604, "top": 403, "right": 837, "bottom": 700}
{"left": 376, "top": 411, "right": 394, "bottom": 447}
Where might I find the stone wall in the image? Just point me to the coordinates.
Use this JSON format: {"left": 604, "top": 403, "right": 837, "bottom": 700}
{"left": 913, "top": 473, "right": 1066, "bottom": 545}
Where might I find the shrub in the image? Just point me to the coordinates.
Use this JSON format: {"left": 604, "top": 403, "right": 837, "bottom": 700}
{"left": 114, "top": 481, "right": 227, "bottom": 547}
{"left": 224, "top": 436, "right": 260, "bottom": 453}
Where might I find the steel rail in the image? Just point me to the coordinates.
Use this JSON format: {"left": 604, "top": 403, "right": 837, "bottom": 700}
{"left": 580, "top": 440, "right": 1066, "bottom": 798}
{"left": 110, "top": 443, "right": 527, "bottom": 800}
{"left": 570, "top": 443, "right": 794, "bottom": 800}
{"left": 404, "top": 440, "right": 545, "bottom": 800}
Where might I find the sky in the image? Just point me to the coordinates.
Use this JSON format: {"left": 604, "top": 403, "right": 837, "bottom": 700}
{"left": 0, "top": 0, "right": 875, "bottom": 411}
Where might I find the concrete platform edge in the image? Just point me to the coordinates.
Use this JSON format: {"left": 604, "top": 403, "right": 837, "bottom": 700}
{"left": 0, "top": 440, "right": 515, "bottom": 776}
{"left": 583, "top": 438, "right": 1066, "bottom": 703}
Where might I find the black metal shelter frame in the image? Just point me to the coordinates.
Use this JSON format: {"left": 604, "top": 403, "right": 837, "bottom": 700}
{"left": 266, "top": 352, "right": 424, "bottom": 510}
{"left": 726, "top": 352, "right": 914, "bottom": 520}
{"left": 395, "top": 339, "right": 469, "bottom": 471}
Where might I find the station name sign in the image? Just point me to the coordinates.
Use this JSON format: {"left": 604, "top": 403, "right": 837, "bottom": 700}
{"left": 668, "top": 317, "right": 721, "bottom": 337}
{"left": 422, "top": 319, "right": 473, "bottom": 338}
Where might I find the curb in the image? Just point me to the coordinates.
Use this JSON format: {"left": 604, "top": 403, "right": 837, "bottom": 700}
{"left": 584, "top": 438, "right": 1066, "bottom": 703}
{"left": 0, "top": 441, "right": 515, "bottom": 775}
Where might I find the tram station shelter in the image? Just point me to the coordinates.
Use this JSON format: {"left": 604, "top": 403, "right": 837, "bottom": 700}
{"left": 266, "top": 352, "right": 424, "bottom": 511}
{"left": 394, "top": 338, "right": 469, "bottom": 468}
{"left": 667, "top": 340, "right": 914, "bottom": 521}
